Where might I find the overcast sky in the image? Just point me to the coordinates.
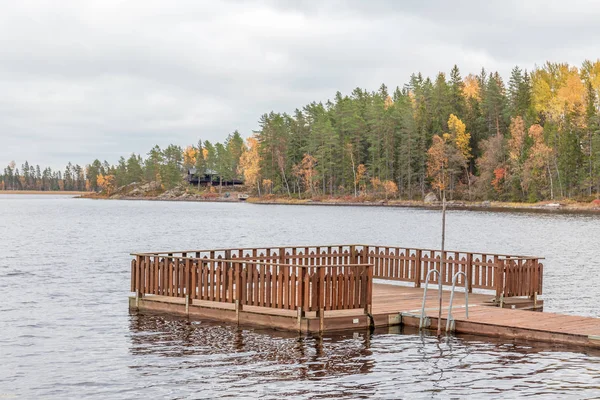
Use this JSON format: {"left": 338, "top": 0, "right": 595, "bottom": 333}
{"left": 2, "top": 0, "right": 600, "bottom": 170}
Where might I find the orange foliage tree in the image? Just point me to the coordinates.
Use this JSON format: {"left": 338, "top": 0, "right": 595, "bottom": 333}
{"left": 97, "top": 173, "right": 116, "bottom": 196}
{"left": 427, "top": 115, "right": 471, "bottom": 198}
{"left": 492, "top": 167, "right": 506, "bottom": 193}
{"left": 238, "top": 136, "right": 262, "bottom": 195}
{"left": 383, "top": 180, "right": 398, "bottom": 199}
{"left": 523, "top": 124, "right": 554, "bottom": 200}
{"left": 370, "top": 177, "right": 382, "bottom": 194}
{"left": 356, "top": 164, "right": 367, "bottom": 194}
{"left": 183, "top": 146, "right": 198, "bottom": 169}
{"left": 427, "top": 135, "right": 449, "bottom": 193}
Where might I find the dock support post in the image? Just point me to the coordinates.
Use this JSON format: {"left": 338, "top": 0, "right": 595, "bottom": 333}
{"left": 297, "top": 307, "right": 303, "bottom": 332}
{"left": 185, "top": 294, "right": 190, "bottom": 314}
{"left": 235, "top": 300, "right": 241, "bottom": 324}
{"left": 318, "top": 309, "right": 324, "bottom": 333}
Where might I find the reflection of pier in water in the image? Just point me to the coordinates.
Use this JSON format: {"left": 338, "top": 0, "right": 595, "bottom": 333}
{"left": 129, "top": 244, "right": 600, "bottom": 348}
{"left": 128, "top": 312, "right": 600, "bottom": 398}
{"left": 128, "top": 313, "right": 375, "bottom": 381}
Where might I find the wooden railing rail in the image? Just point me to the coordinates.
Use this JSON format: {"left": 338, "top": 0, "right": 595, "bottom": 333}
{"left": 133, "top": 244, "right": 541, "bottom": 261}
{"left": 130, "top": 244, "right": 543, "bottom": 304}
{"left": 358, "top": 245, "right": 543, "bottom": 298}
{"left": 130, "top": 254, "right": 373, "bottom": 314}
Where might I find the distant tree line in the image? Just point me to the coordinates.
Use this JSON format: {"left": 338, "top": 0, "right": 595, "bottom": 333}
{"left": 2, "top": 60, "right": 600, "bottom": 202}
{"left": 0, "top": 161, "right": 87, "bottom": 191}
{"left": 0, "top": 132, "right": 245, "bottom": 194}
{"left": 245, "top": 60, "right": 600, "bottom": 202}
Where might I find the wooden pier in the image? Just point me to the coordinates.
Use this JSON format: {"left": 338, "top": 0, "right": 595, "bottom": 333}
{"left": 129, "top": 244, "right": 600, "bottom": 348}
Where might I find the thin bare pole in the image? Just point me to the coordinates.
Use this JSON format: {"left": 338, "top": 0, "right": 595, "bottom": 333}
{"left": 438, "top": 164, "right": 446, "bottom": 336}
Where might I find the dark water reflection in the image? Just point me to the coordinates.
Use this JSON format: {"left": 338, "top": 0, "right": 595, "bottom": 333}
{"left": 3, "top": 195, "right": 600, "bottom": 398}
{"left": 128, "top": 313, "right": 600, "bottom": 399}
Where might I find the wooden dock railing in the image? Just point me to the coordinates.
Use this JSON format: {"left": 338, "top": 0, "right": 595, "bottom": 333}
{"left": 359, "top": 245, "right": 543, "bottom": 299}
{"left": 133, "top": 244, "right": 543, "bottom": 300}
{"left": 130, "top": 254, "right": 373, "bottom": 316}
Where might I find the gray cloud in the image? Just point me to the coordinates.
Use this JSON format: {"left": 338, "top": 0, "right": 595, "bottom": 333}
{"left": 1, "top": 0, "right": 599, "bottom": 169}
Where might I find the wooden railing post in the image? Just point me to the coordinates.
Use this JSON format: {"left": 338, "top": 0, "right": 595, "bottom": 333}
{"left": 527, "top": 258, "right": 536, "bottom": 300}
{"left": 538, "top": 259, "right": 543, "bottom": 295}
{"left": 298, "top": 266, "right": 306, "bottom": 317}
{"left": 185, "top": 258, "right": 192, "bottom": 300}
{"left": 466, "top": 253, "right": 473, "bottom": 293}
{"left": 143, "top": 256, "right": 150, "bottom": 295}
{"left": 224, "top": 250, "right": 231, "bottom": 301}
{"left": 494, "top": 255, "right": 503, "bottom": 302}
{"left": 164, "top": 253, "right": 171, "bottom": 296}
{"left": 296, "top": 264, "right": 306, "bottom": 331}
{"left": 440, "top": 250, "right": 446, "bottom": 285}
{"left": 318, "top": 267, "right": 325, "bottom": 332}
{"left": 184, "top": 257, "right": 192, "bottom": 314}
{"left": 234, "top": 261, "right": 243, "bottom": 314}
{"left": 365, "top": 264, "right": 373, "bottom": 315}
{"left": 414, "top": 249, "right": 422, "bottom": 288}
{"left": 131, "top": 257, "right": 136, "bottom": 293}
{"left": 133, "top": 255, "right": 143, "bottom": 307}
{"left": 304, "top": 266, "right": 311, "bottom": 313}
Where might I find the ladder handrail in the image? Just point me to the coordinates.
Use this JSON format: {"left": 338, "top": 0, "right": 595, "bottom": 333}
{"left": 419, "top": 269, "right": 442, "bottom": 329}
{"left": 446, "top": 271, "right": 469, "bottom": 333}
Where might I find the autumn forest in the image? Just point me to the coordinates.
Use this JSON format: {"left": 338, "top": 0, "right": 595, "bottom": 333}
{"left": 2, "top": 60, "right": 600, "bottom": 203}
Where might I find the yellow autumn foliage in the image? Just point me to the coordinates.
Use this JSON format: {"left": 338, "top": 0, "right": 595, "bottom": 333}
{"left": 96, "top": 173, "right": 116, "bottom": 195}
{"left": 448, "top": 114, "right": 471, "bottom": 160}
{"left": 462, "top": 74, "right": 480, "bottom": 101}
{"left": 238, "top": 136, "right": 262, "bottom": 192}
{"left": 183, "top": 146, "right": 198, "bottom": 167}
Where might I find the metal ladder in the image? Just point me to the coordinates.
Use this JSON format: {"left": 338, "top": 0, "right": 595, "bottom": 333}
{"left": 419, "top": 270, "right": 469, "bottom": 332}
{"left": 445, "top": 271, "right": 469, "bottom": 333}
{"left": 419, "top": 269, "right": 441, "bottom": 329}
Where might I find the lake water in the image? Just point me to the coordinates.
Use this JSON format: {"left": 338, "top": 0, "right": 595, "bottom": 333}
{"left": 1, "top": 195, "right": 600, "bottom": 398}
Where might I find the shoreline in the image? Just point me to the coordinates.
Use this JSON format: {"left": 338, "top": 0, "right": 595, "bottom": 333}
{"left": 78, "top": 193, "right": 600, "bottom": 215}
{"left": 0, "top": 190, "right": 91, "bottom": 195}
{"left": 250, "top": 199, "right": 600, "bottom": 215}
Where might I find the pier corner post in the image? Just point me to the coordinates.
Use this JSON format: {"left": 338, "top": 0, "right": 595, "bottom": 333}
{"left": 414, "top": 249, "right": 422, "bottom": 288}
{"left": 318, "top": 267, "right": 325, "bottom": 333}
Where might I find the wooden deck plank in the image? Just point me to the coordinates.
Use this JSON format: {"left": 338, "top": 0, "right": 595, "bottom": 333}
{"left": 370, "top": 283, "right": 600, "bottom": 338}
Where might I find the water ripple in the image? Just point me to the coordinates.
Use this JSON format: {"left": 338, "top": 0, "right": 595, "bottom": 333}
{"left": 2, "top": 195, "right": 600, "bottom": 399}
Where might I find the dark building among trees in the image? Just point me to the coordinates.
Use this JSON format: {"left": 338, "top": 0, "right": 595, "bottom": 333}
{"left": 186, "top": 168, "right": 243, "bottom": 187}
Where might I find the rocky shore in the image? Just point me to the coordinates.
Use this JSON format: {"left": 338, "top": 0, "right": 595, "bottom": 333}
{"left": 81, "top": 181, "right": 600, "bottom": 215}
